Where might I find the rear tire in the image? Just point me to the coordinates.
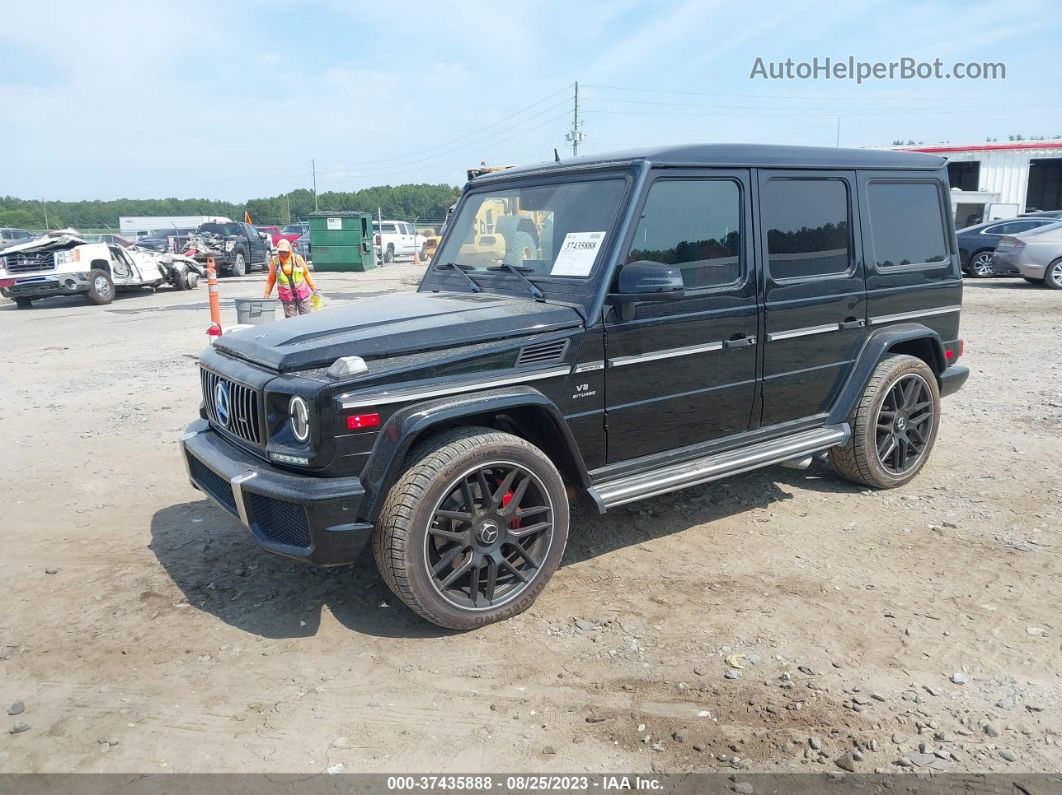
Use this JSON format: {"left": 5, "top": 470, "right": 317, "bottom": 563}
{"left": 384, "top": 245, "right": 394, "bottom": 263}
{"left": 966, "top": 250, "right": 995, "bottom": 277}
{"left": 85, "top": 269, "right": 115, "bottom": 305}
{"left": 1044, "top": 259, "right": 1062, "bottom": 290}
{"left": 14, "top": 297, "right": 33, "bottom": 309}
{"left": 373, "top": 427, "right": 569, "bottom": 630}
{"left": 829, "top": 354, "right": 941, "bottom": 489}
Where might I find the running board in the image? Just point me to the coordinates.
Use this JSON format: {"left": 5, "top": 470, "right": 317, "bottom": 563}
{"left": 588, "top": 425, "right": 850, "bottom": 512}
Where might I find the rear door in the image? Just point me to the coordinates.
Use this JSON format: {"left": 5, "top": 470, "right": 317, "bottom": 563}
{"left": 604, "top": 169, "right": 759, "bottom": 462}
{"left": 757, "top": 170, "right": 868, "bottom": 428}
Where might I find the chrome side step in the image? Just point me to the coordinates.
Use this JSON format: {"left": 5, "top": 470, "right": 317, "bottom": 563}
{"left": 588, "top": 425, "right": 850, "bottom": 512}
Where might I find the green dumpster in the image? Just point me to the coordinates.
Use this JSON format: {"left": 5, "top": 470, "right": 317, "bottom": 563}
{"left": 308, "top": 211, "right": 377, "bottom": 272}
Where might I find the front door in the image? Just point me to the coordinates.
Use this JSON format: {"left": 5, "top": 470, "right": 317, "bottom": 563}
{"left": 757, "top": 170, "right": 868, "bottom": 427}
{"left": 604, "top": 170, "right": 759, "bottom": 463}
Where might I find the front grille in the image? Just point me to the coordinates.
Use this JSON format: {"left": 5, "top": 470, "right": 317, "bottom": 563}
{"left": 200, "top": 368, "right": 263, "bottom": 445}
{"left": 188, "top": 456, "right": 237, "bottom": 513}
{"left": 517, "top": 339, "right": 569, "bottom": 366}
{"left": 3, "top": 252, "right": 55, "bottom": 274}
{"left": 248, "top": 494, "right": 311, "bottom": 548}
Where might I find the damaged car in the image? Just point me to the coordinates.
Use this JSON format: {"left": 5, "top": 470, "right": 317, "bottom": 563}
{"left": 181, "top": 221, "right": 271, "bottom": 277}
{"left": 0, "top": 233, "right": 205, "bottom": 309}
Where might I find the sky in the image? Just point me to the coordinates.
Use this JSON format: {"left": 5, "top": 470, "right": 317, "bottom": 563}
{"left": 2, "top": 0, "right": 1060, "bottom": 202}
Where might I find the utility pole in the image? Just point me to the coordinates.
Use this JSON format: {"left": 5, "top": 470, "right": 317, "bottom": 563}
{"left": 42, "top": 199, "right": 49, "bottom": 230}
{"left": 565, "top": 81, "right": 585, "bottom": 157}
{"left": 312, "top": 159, "right": 319, "bottom": 212}
{"left": 285, "top": 194, "right": 291, "bottom": 225}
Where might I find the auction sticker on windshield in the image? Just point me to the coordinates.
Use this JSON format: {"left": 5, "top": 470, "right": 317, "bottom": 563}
{"left": 551, "top": 231, "right": 607, "bottom": 277}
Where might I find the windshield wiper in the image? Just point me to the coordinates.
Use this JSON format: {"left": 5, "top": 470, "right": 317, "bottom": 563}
{"left": 488, "top": 263, "right": 544, "bottom": 301}
{"left": 436, "top": 261, "right": 484, "bottom": 293}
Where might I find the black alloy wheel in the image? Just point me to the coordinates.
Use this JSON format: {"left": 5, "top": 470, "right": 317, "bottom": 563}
{"left": 425, "top": 462, "right": 554, "bottom": 610}
{"left": 874, "top": 373, "right": 934, "bottom": 475}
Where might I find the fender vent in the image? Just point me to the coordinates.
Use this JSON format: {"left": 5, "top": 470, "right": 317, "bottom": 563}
{"left": 516, "top": 339, "right": 569, "bottom": 367}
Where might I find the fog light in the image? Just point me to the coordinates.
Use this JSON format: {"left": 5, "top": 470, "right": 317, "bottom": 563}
{"left": 270, "top": 452, "right": 310, "bottom": 466}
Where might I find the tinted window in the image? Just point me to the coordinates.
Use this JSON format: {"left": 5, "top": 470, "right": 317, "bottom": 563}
{"left": 764, "top": 179, "right": 851, "bottom": 279}
{"left": 627, "top": 180, "right": 741, "bottom": 289}
{"left": 867, "top": 182, "right": 948, "bottom": 268}
{"left": 1005, "top": 220, "right": 1047, "bottom": 234}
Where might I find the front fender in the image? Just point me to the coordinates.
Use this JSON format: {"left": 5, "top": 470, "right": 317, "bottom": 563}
{"left": 358, "top": 386, "right": 587, "bottom": 522}
{"left": 827, "top": 323, "right": 946, "bottom": 425}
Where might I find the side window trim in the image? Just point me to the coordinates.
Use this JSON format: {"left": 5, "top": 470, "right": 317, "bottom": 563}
{"left": 628, "top": 175, "right": 748, "bottom": 296}
{"left": 762, "top": 174, "right": 857, "bottom": 284}
{"left": 865, "top": 177, "right": 951, "bottom": 273}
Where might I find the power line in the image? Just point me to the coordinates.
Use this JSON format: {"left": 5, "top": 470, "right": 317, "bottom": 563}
{"left": 581, "top": 81, "right": 1022, "bottom": 103}
{"left": 585, "top": 96, "right": 1058, "bottom": 115}
{"left": 314, "top": 98, "right": 573, "bottom": 178}
{"left": 322, "top": 111, "right": 572, "bottom": 181}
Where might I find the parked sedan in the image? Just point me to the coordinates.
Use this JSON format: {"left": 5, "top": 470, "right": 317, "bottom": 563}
{"left": 992, "top": 222, "right": 1062, "bottom": 288}
{"left": 957, "top": 217, "right": 1058, "bottom": 277}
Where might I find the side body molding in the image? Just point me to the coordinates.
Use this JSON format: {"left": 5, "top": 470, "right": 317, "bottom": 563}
{"left": 827, "top": 322, "right": 946, "bottom": 425}
{"left": 357, "top": 385, "right": 589, "bottom": 522}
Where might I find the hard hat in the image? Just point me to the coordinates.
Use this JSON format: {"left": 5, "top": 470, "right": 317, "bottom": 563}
{"left": 277, "top": 239, "right": 292, "bottom": 252}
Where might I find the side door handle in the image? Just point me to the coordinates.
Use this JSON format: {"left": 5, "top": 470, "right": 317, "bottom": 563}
{"left": 839, "top": 318, "right": 866, "bottom": 330}
{"left": 723, "top": 334, "right": 756, "bottom": 349}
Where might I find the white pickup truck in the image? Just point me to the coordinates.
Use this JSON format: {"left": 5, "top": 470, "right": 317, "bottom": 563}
{"left": 373, "top": 220, "right": 427, "bottom": 263}
{"left": 0, "top": 233, "right": 204, "bottom": 309}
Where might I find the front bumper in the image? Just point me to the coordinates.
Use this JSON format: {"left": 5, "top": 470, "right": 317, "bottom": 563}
{"left": 180, "top": 419, "right": 372, "bottom": 565}
{"left": 939, "top": 364, "right": 970, "bottom": 398}
{"left": 0, "top": 271, "right": 91, "bottom": 298}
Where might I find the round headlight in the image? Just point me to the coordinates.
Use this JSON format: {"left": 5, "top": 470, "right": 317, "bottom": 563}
{"left": 289, "top": 396, "right": 310, "bottom": 442}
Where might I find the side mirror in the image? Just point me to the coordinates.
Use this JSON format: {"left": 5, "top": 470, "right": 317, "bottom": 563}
{"left": 610, "top": 259, "right": 684, "bottom": 316}
{"left": 613, "top": 260, "right": 685, "bottom": 300}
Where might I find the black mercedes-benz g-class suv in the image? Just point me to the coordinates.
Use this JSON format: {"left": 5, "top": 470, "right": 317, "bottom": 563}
{"left": 181, "top": 144, "right": 969, "bottom": 629}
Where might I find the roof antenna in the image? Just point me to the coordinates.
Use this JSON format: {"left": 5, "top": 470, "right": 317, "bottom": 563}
{"left": 554, "top": 148, "right": 561, "bottom": 163}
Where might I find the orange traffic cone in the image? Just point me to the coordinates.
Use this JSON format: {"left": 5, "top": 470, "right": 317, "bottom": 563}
{"left": 411, "top": 244, "right": 420, "bottom": 265}
{"left": 206, "top": 257, "right": 222, "bottom": 339}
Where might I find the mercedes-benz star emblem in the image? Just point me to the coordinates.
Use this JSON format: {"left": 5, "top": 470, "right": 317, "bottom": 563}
{"left": 214, "top": 381, "right": 231, "bottom": 428}
{"left": 478, "top": 522, "right": 500, "bottom": 544}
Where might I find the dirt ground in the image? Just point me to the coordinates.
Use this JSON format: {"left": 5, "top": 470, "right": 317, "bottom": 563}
{"left": 1, "top": 266, "right": 1059, "bottom": 776}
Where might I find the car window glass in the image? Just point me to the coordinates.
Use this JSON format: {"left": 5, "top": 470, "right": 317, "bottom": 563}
{"left": 764, "top": 178, "right": 851, "bottom": 279}
{"left": 867, "top": 182, "right": 948, "bottom": 268}
{"left": 627, "top": 179, "right": 741, "bottom": 290}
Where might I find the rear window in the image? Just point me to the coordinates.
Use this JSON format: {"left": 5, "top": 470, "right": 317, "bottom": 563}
{"left": 764, "top": 178, "right": 852, "bottom": 280}
{"left": 867, "top": 182, "right": 949, "bottom": 268}
{"left": 198, "top": 223, "right": 240, "bottom": 235}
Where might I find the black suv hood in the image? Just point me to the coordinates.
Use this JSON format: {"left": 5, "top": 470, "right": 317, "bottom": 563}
{"left": 215, "top": 292, "right": 583, "bottom": 372}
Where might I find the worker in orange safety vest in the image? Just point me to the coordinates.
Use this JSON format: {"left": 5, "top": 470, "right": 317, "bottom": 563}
{"left": 263, "top": 238, "right": 317, "bottom": 317}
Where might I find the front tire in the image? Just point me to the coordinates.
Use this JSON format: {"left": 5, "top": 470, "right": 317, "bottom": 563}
{"left": 230, "top": 251, "right": 247, "bottom": 277}
{"left": 829, "top": 354, "right": 941, "bottom": 489}
{"left": 966, "top": 250, "right": 995, "bottom": 277}
{"left": 373, "top": 428, "right": 570, "bottom": 630}
{"left": 1044, "top": 259, "right": 1062, "bottom": 290}
{"left": 85, "top": 269, "right": 115, "bottom": 305}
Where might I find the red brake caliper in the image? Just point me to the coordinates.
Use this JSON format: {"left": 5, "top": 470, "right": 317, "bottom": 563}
{"left": 501, "top": 491, "right": 521, "bottom": 529}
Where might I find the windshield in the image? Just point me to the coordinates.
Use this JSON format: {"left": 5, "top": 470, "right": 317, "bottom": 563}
{"left": 433, "top": 178, "right": 626, "bottom": 277}
{"left": 198, "top": 223, "right": 239, "bottom": 235}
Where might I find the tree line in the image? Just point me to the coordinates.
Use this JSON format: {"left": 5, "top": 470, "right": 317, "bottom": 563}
{"left": 0, "top": 183, "right": 461, "bottom": 230}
